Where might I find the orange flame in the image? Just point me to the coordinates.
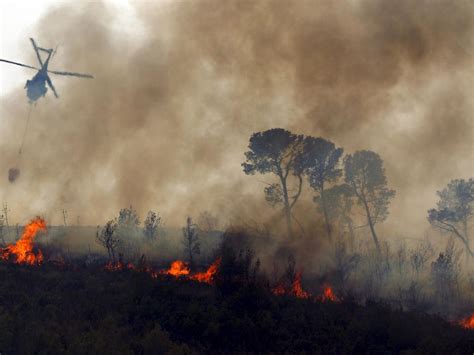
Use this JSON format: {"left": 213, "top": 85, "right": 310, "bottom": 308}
{"left": 316, "top": 285, "right": 340, "bottom": 302}
{"left": 191, "top": 258, "right": 221, "bottom": 283}
{"left": 291, "top": 272, "right": 310, "bottom": 299}
{"left": 103, "top": 258, "right": 221, "bottom": 284}
{"left": 459, "top": 314, "right": 474, "bottom": 329}
{"left": 271, "top": 272, "right": 311, "bottom": 299}
{"left": 162, "top": 260, "right": 190, "bottom": 277}
{"left": 1, "top": 217, "right": 46, "bottom": 265}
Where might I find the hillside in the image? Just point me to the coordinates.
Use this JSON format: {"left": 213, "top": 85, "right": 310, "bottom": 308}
{"left": 0, "top": 262, "right": 472, "bottom": 354}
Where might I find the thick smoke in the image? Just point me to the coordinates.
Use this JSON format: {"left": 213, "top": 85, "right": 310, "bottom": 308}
{"left": 0, "top": 0, "right": 472, "bottom": 233}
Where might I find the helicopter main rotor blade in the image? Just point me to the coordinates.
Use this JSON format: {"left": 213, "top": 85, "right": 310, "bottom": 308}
{"left": 0, "top": 59, "right": 39, "bottom": 71}
{"left": 45, "top": 75, "right": 59, "bottom": 98}
{"left": 30, "top": 38, "right": 44, "bottom": 66}
{"left": 48, "top": 70, "right": 94, "bottom": 79}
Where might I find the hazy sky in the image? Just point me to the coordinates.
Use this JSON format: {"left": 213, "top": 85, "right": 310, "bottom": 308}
{"left": 0, "top": 0, "right": 143, "bottom": 95}
{"left": 0, "top": 0, "right": 472, "bottom": 237}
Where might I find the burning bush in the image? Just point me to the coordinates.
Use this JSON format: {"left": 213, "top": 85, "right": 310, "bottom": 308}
{"left": 316, "top": 285, "right": 340, "bottom": 302}
{"left": 272, "top": 271, "right": 311, "bottom": 299}
{"left": 0, "top": 217, "right": 46, "bottom": 265}
{"left": 162, "top": 260, "right": 190, "bottom": 277}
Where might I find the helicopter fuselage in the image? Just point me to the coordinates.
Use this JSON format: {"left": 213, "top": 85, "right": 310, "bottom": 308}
{"left": 25, "top": 70, "right": 48, "bottom": 103}
{"left": 24, "top": 49, "right": 52, "bottom": 103}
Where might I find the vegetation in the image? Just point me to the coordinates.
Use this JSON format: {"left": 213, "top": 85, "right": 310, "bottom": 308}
{"left": 0, "top": 213, "right": 5, "bottom": 245}
{"left": 182, "top": 217, "right": 200, "bottom": 269}
{"left": 96, "top": 219, "right": 120, "bottom": 263}
{"left": 242, "top": 129, "right": 396, "bottom": 249}
{"left": 0, "top": 129, "right": 472, "bottom": 353}
{"left": 303, "top": 136, "right": 344, "bottom": 240}
{"left": 428, "top": 178, "right": 474, "bottom": 258}
{"left": 0, "top": 262, "right": 472, "bottom": 354}
{"left": 143, "top": 210, "right": 162, "bottom": 242}
{"left": 344, "top": 150, "right": 395, "bottom": 253}
{"left": 242, "top": 128, "right": 305, "bottom": 238}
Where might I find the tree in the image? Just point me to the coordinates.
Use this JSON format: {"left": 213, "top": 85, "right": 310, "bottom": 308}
{"left": 182, "top": 217, "right": 200, "bottom": 268}
{"left": 118, "top": 206, "right": 140, "bottom": 229}
{"left": 2, "top": 203, "right": 9, "bottom": 228}
{"left": 428, "top": 178, "right": 474, "bottom": 257}
{"left": 344, "top": 150, "right": 395, "bottom": 253}
{"left": 242, "top": 128, "right": 305, "bottom": 238}
{"left": 0, "top": 214, "right": 5, "bottom": 245}
{"left": 303, "top": 136, "right": 344, "bottom": 240}
{"left": 116, "top": 206, "right": 140, "bottom": 256}
{"left": 96, "top": 219, "right": 120, "bottom": 263}
{"left": 143, "top": 210, "right": 162, "bottom": 241}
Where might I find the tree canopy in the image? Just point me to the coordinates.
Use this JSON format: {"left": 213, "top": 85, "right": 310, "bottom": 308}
{"left": 242, "top": 128, "right": 305, "bottom": 238}
{"left": 242, "top": 128, "right": 304, "bottom": 176}
{"left": 303, "top": 136, "right": 344, "bottom": 239}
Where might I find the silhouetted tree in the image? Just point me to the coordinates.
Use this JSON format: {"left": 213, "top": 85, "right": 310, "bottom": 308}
{"left": 96, "top": 219, "right": 120, "bottom": 263}
{"left": 344, "top": 150, "right": 395, "bottom": 253}
{"left": 143, "top": 210, "right": 162, "bottom": 241}
{"left": 118, "top": 206, "right": 140, "bottom": 229}
{"left": 428, "top": 178, "right": 473, "bottom": 258}
{"left": 2, "top": 203, "right": 9, "bottom": 243}
{"left": 242, "top": 128, "right": 304, "bottom": 238}
{"left": 0, "top": 214, "right": 5, "bottom": 245}
{"left": 116, "top": 206, "right": 140, "bottom": 257}
{"left": 183, "top": 217, "right": 200, "bottom": 268}
{"left": 302, "top": 136, "right": 344, "bottom": 239}
{"left": 2, "top": 202, "right": 9, "bottom": 228}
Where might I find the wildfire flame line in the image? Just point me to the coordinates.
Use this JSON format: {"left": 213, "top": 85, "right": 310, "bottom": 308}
{"left": 0, "top": 218, "right": 335, "bottom": 302}
{"left": 271, "top": 274, "right": 340, "bottom": 302}
{"left": 1, "top": 217, "right": 46, "bottom": 265}
{"left": 105, "top": 258, "right": 221, "bottom": 285}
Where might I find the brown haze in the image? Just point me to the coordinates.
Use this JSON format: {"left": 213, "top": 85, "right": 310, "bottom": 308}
{"left": 0, "top": 0, "right": 472, "bottom": 237}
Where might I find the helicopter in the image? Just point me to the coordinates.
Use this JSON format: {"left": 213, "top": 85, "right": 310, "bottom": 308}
{"left": 0, "top": 38, "right": 93, "bottom": 103}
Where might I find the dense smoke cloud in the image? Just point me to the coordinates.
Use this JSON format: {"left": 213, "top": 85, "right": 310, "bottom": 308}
{"left": 0, "top": 0, "right": 472, "bottom": 234}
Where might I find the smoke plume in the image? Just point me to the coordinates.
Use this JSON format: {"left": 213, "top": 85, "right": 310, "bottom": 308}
{"left": 0, "top": 0, "right": 472, "bottom": 233}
